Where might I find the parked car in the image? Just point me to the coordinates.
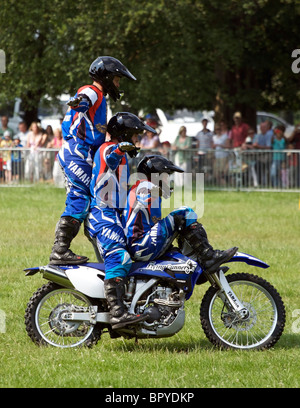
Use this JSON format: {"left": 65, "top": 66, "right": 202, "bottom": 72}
{"left": 39, "top": 94, "right": 70, "bottom": 130}
{"left": 256, "top": 111, "right": 294, "bottom": 137}
{"left": 8, "top": 95, "right": 70, "bottom": 133}
{"left": 155, "top": 108, "right": 215, "bottom": 144}
{"left": 7, "top": 98, "right": 23, "bottom": 134}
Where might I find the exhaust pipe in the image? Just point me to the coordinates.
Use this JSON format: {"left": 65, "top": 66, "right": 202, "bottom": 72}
{"left": 25, "top": 265, "right": 75, "bottom": 289}
{"left": 42, "top": 265, "right": 75, "bottom": 288}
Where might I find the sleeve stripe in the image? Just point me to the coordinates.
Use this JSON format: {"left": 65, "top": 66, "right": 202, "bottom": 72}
{"left": 79, "top": 87, "right": 98, "bottom": 106}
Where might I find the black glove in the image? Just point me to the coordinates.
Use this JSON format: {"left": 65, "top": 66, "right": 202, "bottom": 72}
{"left": 67, "top": 95, "right": 83, "bottom": 107}
{"left": 128, "top": 147, "right": 140, "bottom": 158}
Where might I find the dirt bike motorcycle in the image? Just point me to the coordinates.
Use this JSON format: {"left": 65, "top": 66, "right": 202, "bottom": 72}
{"left": 24, "top": 246, "right": 285, "bottom": 350}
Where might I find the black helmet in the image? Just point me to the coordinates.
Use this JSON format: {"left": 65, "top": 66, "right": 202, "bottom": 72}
{"left": 137, "top": 155, "right": 184, "bottom": 198}
{"left": 137, "top": 155, "right": 184, "bottom": 178}
{"left": 89, "top": 56, "right": 136, "bottom": 101}
{"left": 107, "top": 112, "right": 157, "bottom": 143}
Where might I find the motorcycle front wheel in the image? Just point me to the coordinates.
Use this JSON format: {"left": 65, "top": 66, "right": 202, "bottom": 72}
{"left": 25, "top": 282, "right": 103, "bottom": 348}
{"left": 200, "top": 273, "right": 285, "bottom": 350}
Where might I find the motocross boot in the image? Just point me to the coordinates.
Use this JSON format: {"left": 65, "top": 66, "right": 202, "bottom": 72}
{"left": 181, "top": 222, "right": 238, "bottom": 274}
{"left": 104, "top": 277, "right": 146, "bottom": 330}
{"left": 49, "top": 216, "right": 89, "bottom": 265}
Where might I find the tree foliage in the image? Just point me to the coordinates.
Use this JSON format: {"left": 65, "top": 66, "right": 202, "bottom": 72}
{"left": 0, "top": 0, "right": 300, "bottom": 126}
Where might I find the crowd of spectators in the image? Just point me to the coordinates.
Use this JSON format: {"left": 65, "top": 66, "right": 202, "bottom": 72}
{"left": 1, "top": 111, "right": 300, "bottom": 189}
{"left": 137, "top": 111, "right": 300, "bottom": 189}
{"left": 0, "top": 115, "right": 63, "bottom": 185}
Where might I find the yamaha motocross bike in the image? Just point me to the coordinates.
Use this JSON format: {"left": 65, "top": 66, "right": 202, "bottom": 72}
{"left": 24, "top": 249, "right": 285, "bottom": 350}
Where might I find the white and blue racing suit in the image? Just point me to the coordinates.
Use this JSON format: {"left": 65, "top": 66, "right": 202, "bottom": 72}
{"left": 122, "top": 179, "right": 198, "bottom": 261}
{"left": 85, "top": 142, "right": 132, "bottom": 279}
{"left": 58, "top": 84, "right": 107, "bottom": 222}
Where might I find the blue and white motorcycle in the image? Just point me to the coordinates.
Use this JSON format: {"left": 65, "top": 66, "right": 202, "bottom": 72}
{"left": 24, "top": 249, "right": 285, "bottom": 350}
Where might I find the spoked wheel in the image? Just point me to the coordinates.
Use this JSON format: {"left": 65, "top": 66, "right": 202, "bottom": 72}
{"left": 200, "top": 273, "right": 285, "bottom": 350}
{"left": 25, "top": 282, "right": 102, "bottom": 348}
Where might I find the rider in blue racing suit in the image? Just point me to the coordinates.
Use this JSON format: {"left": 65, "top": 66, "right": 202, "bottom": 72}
{"left": 49, "top": 56, "right": 136, "bottom": 265}
{"left": 123, "top": 155, "right": 238, "bottom": 274}
{"left": 85, "top": 113, "right": 157, "bottom": 329}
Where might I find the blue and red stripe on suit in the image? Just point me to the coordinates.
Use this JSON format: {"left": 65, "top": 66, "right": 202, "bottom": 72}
{"left": 57, "top": 84, "right": 107, "bottom": 222}
{"left": 122, "top": 179, "right": 198, "bottom": 261}
{"left": 85, "top": 141, "right": 132, "bottom": 279}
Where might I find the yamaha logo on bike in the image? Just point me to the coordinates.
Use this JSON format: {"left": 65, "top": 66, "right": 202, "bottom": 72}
{"left": 146, "top": 259, "right": 197, "bottom": 274}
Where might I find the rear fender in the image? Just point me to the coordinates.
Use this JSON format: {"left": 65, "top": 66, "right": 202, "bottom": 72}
{"left": 25, "top": 263, "right": 106, "bottom": 299}
{"left": 65, "top": 265, "right": 106, "bottom": 299}
{"left": 24, "top": 267, "right": 40, "bottom": 276}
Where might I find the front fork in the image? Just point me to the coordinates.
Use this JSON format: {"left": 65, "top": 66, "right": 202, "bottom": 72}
{"left": 206, "top": 268, "right": 250, "bottom": 320}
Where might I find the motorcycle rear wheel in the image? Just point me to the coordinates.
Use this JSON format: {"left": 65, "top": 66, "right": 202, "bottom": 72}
{"left": 25, "top": 282, "right": 103, "bottom": 348}
{"left": 200, "top": 273, "right": 285, "bottom": 350}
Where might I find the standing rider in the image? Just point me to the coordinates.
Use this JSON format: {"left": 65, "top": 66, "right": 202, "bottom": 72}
{"left": 49, "top": 56, "right": 136, "bottom": 265}
{"left": 123, "top": 154, "right": 238, "bottom": 273}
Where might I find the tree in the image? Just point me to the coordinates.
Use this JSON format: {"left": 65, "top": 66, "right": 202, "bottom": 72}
{"left": 0, "top": 0, "right": 68, "bottom": 124}
{"left": 1, "top": 0, "right": 300, "bottom": 128}
{"left": 199, "top": 0, "right": 300, "bottom": 126}
{"left": 0, "top": 0, "right": 216, "bottom": 123}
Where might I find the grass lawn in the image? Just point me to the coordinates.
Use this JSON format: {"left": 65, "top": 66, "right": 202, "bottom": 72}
{"left": 0, "top": 185, "right": 299, "bottom": 388}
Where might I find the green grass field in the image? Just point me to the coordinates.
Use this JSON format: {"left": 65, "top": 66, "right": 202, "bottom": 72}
{"left": 0, "top": 186, "right": 299, "bottom": 388}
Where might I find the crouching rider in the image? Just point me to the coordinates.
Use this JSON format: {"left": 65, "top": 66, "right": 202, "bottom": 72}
{"left": 123, "top": 154, "right": 238, "bottom": 274}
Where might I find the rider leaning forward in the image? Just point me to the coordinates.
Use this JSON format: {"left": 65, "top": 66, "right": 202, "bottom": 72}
{"left": 85, "top": 113, "right": 157, "bottom": 329}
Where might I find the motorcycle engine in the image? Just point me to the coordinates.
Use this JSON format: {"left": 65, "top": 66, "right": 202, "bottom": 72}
{"left": 139, "top": 285, "right": 184, "bottom": 327}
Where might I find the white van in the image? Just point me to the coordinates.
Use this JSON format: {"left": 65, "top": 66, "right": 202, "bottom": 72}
{"left": 155, "top": 108, "right": 215, "bottom": 144}
{"left": 10, "top": 94, "right": 113, "bottom": 132}
{"left": 8, "top": 94, "right": 70, "bottom": 133}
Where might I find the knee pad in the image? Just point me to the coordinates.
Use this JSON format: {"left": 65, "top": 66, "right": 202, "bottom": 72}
{"left": 173, "top": 213, "right": 186, "bottom": 230}
{"left": 171, "top": 206, "right": 198, "bottom": 229}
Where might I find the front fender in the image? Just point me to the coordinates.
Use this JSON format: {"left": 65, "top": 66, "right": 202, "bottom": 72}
{"left": 226, "top": 252, "right": 269, "bottom": 269}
